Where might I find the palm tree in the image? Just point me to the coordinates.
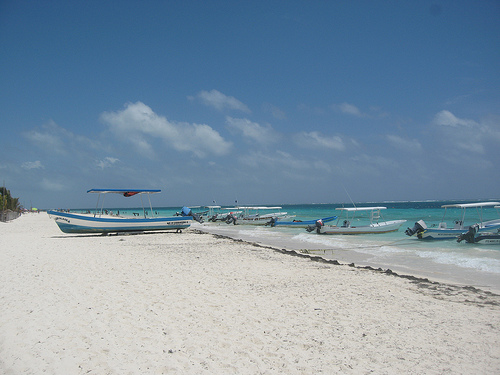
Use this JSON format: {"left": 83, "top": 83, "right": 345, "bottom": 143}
{"left": 1, "top": 186, "right": 20, "bottom": 211}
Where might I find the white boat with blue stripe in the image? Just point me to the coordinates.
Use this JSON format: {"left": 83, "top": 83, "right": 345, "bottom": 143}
{"left": 405, "top": 201, "right": 500, "bottom": 240}
{"left": 47, "top": 189, "right": 191, "bottom": 234}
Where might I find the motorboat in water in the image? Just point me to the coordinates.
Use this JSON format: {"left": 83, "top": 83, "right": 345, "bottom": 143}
{"left": 48, "top": 189, "right": 192, "bottom": 234}
{"left": 310, "top": 207, "right": 406, "bottom": 235}
{"left": 222, "top": 206, "right": 294, "bottom": 225}
{"left": 267, "top": 215, "right": 337, "bottom": 228}
{"left": 456, "top": 205, "right": 500, "bottom": 244}
{"left": 457, "top": 223, "right": 500, "bottom": 244}
{"left": 405, "top": 202, "right": 500, "bottom": 240}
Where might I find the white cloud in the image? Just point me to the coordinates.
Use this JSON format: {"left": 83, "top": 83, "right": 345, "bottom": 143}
{"left": 331, "top": 102, "right": 365, "bottom": 117}
{"left": 433, "top": 110, "right": 478, "bottom": 128}
{"left": 22, "top": 120, "right": 98, "bottom": 155}
{"left": 97, "top": 157, "right": 119, "bottom": 169}
{"left": 294, "top": 131, "right": 346, "bottom": 151}
{"left": 263, "top": 103, "right": 286, "bottom": 120}
{"left": 226, "top": 117, "right": 278, "bottom": 145}
{"left": 23, "top": 120, "right": 67, "bottom": 154}
{"left": 21, "top": 160, "right": 44, "bottom": 170}
{"left": 433, "top": 110, "right": 484, "bottom": 154}
{"left": 386, "top": 135, "right": 422, "bottom": 153}
{"left": 195, "top": 90, "right": 250, "bottom": 113}
{"left": 101, "top": 102, "right": 232, "bottom": 158}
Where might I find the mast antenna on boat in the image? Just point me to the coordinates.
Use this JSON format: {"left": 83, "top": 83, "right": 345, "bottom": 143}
{"left": 337, "top": 165, "right": 356, "bottom": 208}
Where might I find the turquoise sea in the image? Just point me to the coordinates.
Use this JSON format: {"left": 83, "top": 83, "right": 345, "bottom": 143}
{"left": 73, "top": 200, "right": 500, "bottom": 292}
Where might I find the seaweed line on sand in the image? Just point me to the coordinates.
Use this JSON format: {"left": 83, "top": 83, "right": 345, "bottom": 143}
{"left": 192, "top": 229, "right": 500, "bottom": 308}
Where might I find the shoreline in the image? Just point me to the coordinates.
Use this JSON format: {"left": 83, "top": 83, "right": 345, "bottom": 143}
{"left": 1, "top": 214, "right": 500, "bottom": 373}
{"left": 196, "top": 229, "right": 500, "bottom": 307}
{"left": 193, "top": 222, "right": 500, "bottom": 295}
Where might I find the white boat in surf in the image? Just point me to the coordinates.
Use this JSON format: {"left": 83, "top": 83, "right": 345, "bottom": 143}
{"left": 222, "top": 206, "right": 294, "bottom": 225}
{"left": 405, "top": 201, "right": 500, "bottom": 240}
{"left": 267, "top": 215, "right": 337, "bottom": 228}
{"left": 311, "top": 207, "right": 406, "bottom": 234}
{"left": 456, "top": 205, "right": 500, "bottom": 244}
{"left": 48, "top": 189, "right": 192, "bottom": 234}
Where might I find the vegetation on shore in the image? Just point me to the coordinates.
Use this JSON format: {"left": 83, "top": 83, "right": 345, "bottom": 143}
{"left": 1, "top": 186, "right": 20, "bottom": 212}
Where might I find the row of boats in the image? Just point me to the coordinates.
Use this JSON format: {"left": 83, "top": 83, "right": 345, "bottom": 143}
{"left": 47, "top": 189, "right": 500, "bottom": 244}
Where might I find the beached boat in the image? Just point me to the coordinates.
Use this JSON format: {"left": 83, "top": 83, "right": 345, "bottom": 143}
{"left": 267, "top": 216, "right": 337, "bottom": 228}
{"left": 405, "top": 202, "right": 500, "bottom": 240}
{"left": 48, "top": 189, "right": 192, "bottom": 234}
{"left": 309, "top": 207, "right": 406, "bottom": 234}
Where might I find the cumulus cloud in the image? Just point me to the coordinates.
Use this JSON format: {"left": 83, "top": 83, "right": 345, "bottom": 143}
{"left": 23, "top": 120, "right": 67, "bottom": 154}
{"left": 294, "top": 131, "right": 346, "bottom": 151}
{"left": 226, "top": 117, "right": 278, "bottom": 145}
{"left": 194, "top": 90, "right": 250, "bottom": 113}
{"left": 386, "top": 135, "right": 422, "bottom": 153}
{"left": 22, "top": 120, "right": 97, "bottom": 155}
{"left": 101, "top": 102, "right": 232, "bottom": 158}
{"left": 21, "top": 160, "right": 44, "bottom": 170}
{"left": 433, "top": 110, "right": 478, "bottom": 128}
{"left": 433, "top": 110, "right": 485, "bottom": 154}
{"left": 97, "top": 157, "right": 119, "bottom": 169}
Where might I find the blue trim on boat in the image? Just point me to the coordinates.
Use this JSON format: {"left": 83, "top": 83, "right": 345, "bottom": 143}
{"left": 87, "top": 189, "right": 161, "bottom": 194}
{"left": 48, "top": 210, "right": 185, "bottom": 223}
{"left": 48, "top": 210, "right": 191, "bottom": 234}
{"left": 273, "top": 216, "right": 337, "bottom": 226}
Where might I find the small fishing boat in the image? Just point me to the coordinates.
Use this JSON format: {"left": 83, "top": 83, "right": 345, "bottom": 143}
{"left": 456, "top": 205, "right": 500, "bottom": 244}
{"left": 405, "top": 202, "right": 500, "bottom": 240}
{"left": 267, "top": 216, "right": 337, "bottom": 228}
{"left": 48, "top": 189, "right": 192, "bottom": 234}
{"left": 223, "top": 206, "right": 294, "bottom": 225}
{"left": 310, "top": 207, "right": 406, "bottom": 234}
{"left": 457, "top": 223, "right": 500, "bottom": 244}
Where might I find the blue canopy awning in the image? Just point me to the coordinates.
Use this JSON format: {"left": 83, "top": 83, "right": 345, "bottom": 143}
{"left": 87, "top": 189, "right": 161, "bottom": 196}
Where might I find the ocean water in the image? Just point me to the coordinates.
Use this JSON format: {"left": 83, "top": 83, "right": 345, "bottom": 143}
{"left": 73, "top": 201, "right": 500, "bottom": 292}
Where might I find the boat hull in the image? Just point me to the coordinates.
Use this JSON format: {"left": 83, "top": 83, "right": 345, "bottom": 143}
{"left": 418, "top": 221, "right": 500, "bottom": 240}
{"left": 318, "top": 220, "right": 406, "bottom": 235}
{"left": 272, "top": 216, "right": 337, "bottom": 228}
{"left": 239, "top": 213, "right": 294, "bottom": 225}
{"left": 474, "top": 234, "right": 500, "bottom": 244}
{"left": 48, "top": 211, "right": 192, "bottom": 234}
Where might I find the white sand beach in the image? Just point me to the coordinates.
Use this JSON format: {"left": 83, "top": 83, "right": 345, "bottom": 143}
{"left": 1, "top": 214, "right": 500, "bottom": 374}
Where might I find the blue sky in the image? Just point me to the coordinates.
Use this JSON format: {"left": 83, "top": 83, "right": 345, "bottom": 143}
{"left": 1, "top": 1, "right": 499, "bottom": 209}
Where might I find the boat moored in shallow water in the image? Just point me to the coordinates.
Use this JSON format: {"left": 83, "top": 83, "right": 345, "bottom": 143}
{"left": 405, "top": 202, "right": 500, "bottom": 240}
{"left": 310, "top": 207, "right": 406, "bottom": 235}
{"left": 48, "top": 189, "right": 192, "bottom": 234}
{"left": 267, "top": 216, "right": 337, "bottom": 228}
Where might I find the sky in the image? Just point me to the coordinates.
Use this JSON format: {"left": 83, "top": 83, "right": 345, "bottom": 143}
{"left": 1, "top": 1, "right": 499, "bottom": 209}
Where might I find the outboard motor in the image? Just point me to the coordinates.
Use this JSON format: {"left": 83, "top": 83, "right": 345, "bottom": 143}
{"left": 457, "top": 224, "right": 479, "bottom": 243}
{"left": 181, "top": 206, "right": 204, "bottom": 223}
{"left": 405, "top": 220, "right": 427, "bottom": 237}
{"left": 266, "top": 217, "right": 276, "bottom": 227}
{"left": 225, "top": 213, "right": 237, "bottom": 225}
{"left": 306, "top": 219, "right": 323, "bottom": 233}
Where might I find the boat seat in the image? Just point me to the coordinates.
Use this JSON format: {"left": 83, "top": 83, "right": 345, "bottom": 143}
{"left": 438, "top": 222, "right": 447, "bottom": 229}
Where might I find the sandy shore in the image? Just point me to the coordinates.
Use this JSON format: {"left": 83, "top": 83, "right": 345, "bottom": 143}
{"left": 1, "top": 214, "right": 500, "bottom": 374}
